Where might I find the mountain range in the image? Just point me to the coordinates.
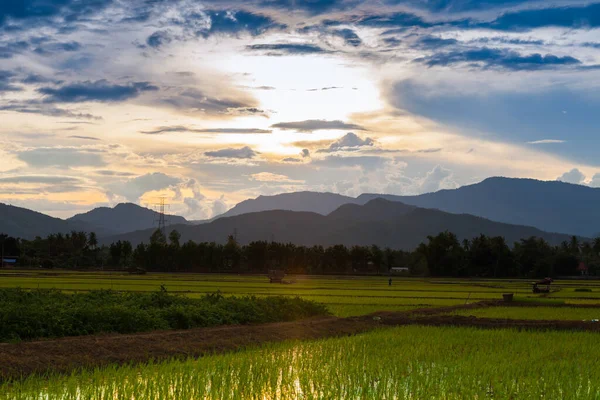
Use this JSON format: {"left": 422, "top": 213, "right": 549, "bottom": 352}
{"left": 1, "top": 177, "right": 596, "bottom": 245}
{"left": 0, "top": 203, "right": 188, "bottom": 240}
{"left": 218, "top": 177, "right": 600, "bottom": 237}
{"left": 102, "top": 198, "right": 576, "bottom": 249}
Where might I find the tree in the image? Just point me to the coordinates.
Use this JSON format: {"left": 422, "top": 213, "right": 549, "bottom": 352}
{"left": 169, "top": 230, "right": 181, "bottom": 248}
{"left": 150, "top": 229, "right": 167, "bottom": 246}
{"left": 88, "top": 232, "right": 98, "bottom": 249}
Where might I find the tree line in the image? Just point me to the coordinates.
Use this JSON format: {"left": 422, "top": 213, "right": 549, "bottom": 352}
{"left": 1, "top": 230, "right": 598, "bottom": 278}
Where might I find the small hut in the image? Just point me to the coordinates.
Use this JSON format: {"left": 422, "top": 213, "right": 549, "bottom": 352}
{"left": 577, "top": 262, "right": 589, "bottom": 276}
{"left": 268, "top": 270, "right": 286, "bottom": 283}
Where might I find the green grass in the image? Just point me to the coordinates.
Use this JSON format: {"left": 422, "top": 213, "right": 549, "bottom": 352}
{"left": 5, "top": 325, "right": 600, "bottom": 399}
{"left": 446, "top": 306, "right": 600, "bottom": 321}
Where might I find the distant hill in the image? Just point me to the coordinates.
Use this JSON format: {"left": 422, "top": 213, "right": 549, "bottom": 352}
{"left": 1, "top": 202, "right": 189, "bottom": 240}
{"left": 68, "top": 203, "right": 188, "bottom": 235}
{"left": 103, "top": 198, "right": 576, "bottom": 249}
{"left": 212, "top": 178, "right": 600, "bottom": 237}
{"left": 217, "top": 191, "right": 358, "bottom": 219}
{"left": 358, "top": 177, "right": 600, "bottom": 237}
{"left": 0, "top": 203, "right": 98, "bottom": 240}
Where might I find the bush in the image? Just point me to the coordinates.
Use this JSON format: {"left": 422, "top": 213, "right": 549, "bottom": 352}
{"left": 574, "top": 288, "right": 592, "bottom": 292}
{"left": 0, "top": 288, "right": 328, "bottom": 342}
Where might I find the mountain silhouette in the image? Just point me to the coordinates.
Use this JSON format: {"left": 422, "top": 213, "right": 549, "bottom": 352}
{"left": 103, "top": 198, "right": 577, "bottom": 249}
{"left": 1, "top": 203, "right": 188, "bottom": 239}
{"left": 68, "top": 203, "right": 188, "bottom": 235}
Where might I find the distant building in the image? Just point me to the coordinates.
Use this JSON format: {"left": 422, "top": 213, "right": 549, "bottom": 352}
{"left": 390, "top": 267, "right": 409, "bottom": 274}
{"left": 577, "top": 262, "right": 589, "bottom": 276}
{"left": 1, "top": 257, "right": 17, "bottom": 267}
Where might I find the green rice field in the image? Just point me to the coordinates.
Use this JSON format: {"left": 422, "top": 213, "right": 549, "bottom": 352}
{"left": 4, "top": 325, "right": 600, "bottom": 400}
{"left": 1, "top": 270, "right": 599, "bottom": 317}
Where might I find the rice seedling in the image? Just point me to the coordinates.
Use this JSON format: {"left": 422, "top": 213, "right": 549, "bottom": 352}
{"left": 5, "top": 325, "right": 600, "bottom": 400}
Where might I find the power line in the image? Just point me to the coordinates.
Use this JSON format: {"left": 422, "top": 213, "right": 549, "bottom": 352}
{"left": 153, "top": 197, "right": 170, "bottom": 237}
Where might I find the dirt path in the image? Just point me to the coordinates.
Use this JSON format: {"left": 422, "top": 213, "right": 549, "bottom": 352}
{"left": 2, "top": 301, "right": 600, "bottom": 381}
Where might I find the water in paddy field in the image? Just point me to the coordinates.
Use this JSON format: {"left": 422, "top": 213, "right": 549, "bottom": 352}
{"left": 6, "top": 326, "right": 600, "bottom": 400}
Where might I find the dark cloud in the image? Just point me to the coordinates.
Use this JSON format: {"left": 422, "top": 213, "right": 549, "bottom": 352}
{"left": 413, "top": 35, "right": 458, "bottom": 50}
{"left": 17, "top": 147, "right": 107, "bottom": 168}
{"left": 415, "top": 47, "right": 581, "bottom": 70}
{"left": 141, "top": 126, "right": 272, "bottom": 134}
{"left": 0, "top": 70, "right": 20, "bottom": 92}
{"left": 471, "top": 37, "right": 545, "bottom": 46}
{"left": 382, "top": 37, "right": 402, "bottom": 47}
{"left": 204, "top": 146, "right": 258, "bottom": 159}
{"left": 271, "top": 119, "right": 366, "bottom": 132}
{"left": 33, "top": 40, "right": 81, "bottom": 55}
{"left": 259, "top": 0, "right": 359, "bottom": 15}
{"left": 317, "top": 132, "right": 375, "bottom": 153}
{"left": 95, "top": 170, "right": 136, "bottom": 177}
{"left": 325, "top": 12, "right": 434, "bottom": 29}
{"left": 482, "top": 3, "right": 600, "bottom": 31}
{"left": 386, "top": 0, "right": 533, "bottom": 13}
{"left": 199, "top": 10, "right": 286, "bottom": 38}
{"left": 146, "top": 30, "right": 172, "bottom": 49}
{"left": 157, "top": 88, "right": 262, "bottom": 116}
{"left": 247, "top": 43, "right": 330, "bottom": 55}
{"left": 282, "top": 157, "right": 303, "bottom": 162}
{"left": 331, "top": 28, "right": 362, "bottom": 46}
{"left": 37, "top": 80, "right": 158, "bottom": 103}
{"left": 0, "top": 40, "right": 29, "bottom": 58}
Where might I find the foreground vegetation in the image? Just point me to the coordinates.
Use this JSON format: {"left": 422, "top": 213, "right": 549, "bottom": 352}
{"left": 0, "top": 288, "right": 327, "bottom": 342}
{"left": 5, "top": 325, "right": 600, "bottom": 399}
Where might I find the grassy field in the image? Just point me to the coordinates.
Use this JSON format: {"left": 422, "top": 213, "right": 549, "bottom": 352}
{"left": 1, "top": 270, "right": 599, "bottom": 317}
{"left": 5, "top": 325, "right": 600, "bottom": 399}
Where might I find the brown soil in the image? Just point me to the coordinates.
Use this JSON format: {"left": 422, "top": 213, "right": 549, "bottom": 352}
{"left": 2, "top": 301, "right": 600, "bottom": 382}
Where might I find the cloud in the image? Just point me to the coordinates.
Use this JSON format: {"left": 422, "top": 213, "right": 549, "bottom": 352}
{"left": 412, "top": 35, "right": 458, "bottom": 50}
{"left": 156, "top": 88, "right": 263, "bottom": 116}
{"left": 557, "top": 168, "right": 585, "bottom": 185}
{"left": 0, "top": 40, "right": 29, "bottom": 59}
{"left": 259, "top": 0, "right": 359, "bottom": 15}
{"left": 590, "top": 173, "right": 600, "bottom": 188}
{"left": 282, "top": 157, "right": 302, "bottom": 162}
{"left": 204, "top": 146, "right": 258, "bottom": 159}
{"left": 312, "top": 155, "right": 386, "bottom": 171}
{"left": 140, "top": 126, "right": 271, "bottom": 134}
{"left": 483, "top": 3, "right": 600, "bottom": 31}
{"left": 0, "top": 175, "right": 82, "bottom": 184}
{"left": 212, "top": 195, "right": 228, "bottom": 217}
{"left": 68, "top": 135, "right": 101, "bottom": 141}
{"left": 109, "top": 172, "right": 183, "bottom": 202}
{"left": 199, "top": 10, "right": 285, "bottom": 38}
{"left": 17, "top": 147, "right": 106, "bottom": 168}
{"left": 420, "top": 165, "right": 456, "bottom": 193}
{"left": 38, "top": 80, "right": 158, "bottom": 103}
{"left": 317, "top": 132, "right": 375, "bottom": 153}
{"left": 527, "top": 139, "right": 565, "bottom": 144}
{"left": 0, "top": 70, "right": 20, "bottom": 92}
{"left": 301, "top": 149, "right": 310, "bottom": 158}
{"left": 326, "top": 11, "right": 434, "bottom": 29}
{"left": 246, "top": 43, "right": 330, "bottom": 55}
{"left": 0, "top": 0, "right": 113, "bottom": 29}
{"left": 331, "top": 28, "right": 362, "bottom": 46}
{"left": 415, "top": 47, "right": 581, "bottom": 71}
{"left": 271, "top": 119, "right": 366, "bottom": 132}
{"left": 250, "top": 172, "right": 303, "bottom": 183}
{"left": 0, "top": 103, "right": 101, "bottom": 119}
{"left": 146, "top": 31, "right": 172, "bottom": 49}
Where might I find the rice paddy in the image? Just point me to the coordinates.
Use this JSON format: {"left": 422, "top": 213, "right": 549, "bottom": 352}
{"left": 2, "top": 270, "right": 600, "bottom": 399}
{"left": 2, "top": 270, "right": 598, "bottom": 317}
{"left": 4, "top": 325, "right": 600, "bottom": 399}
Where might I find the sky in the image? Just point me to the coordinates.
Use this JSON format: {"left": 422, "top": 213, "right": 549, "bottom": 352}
{"left": 1, "top": 0, "right": 600, "bottom": 219}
